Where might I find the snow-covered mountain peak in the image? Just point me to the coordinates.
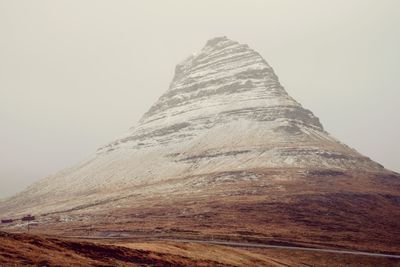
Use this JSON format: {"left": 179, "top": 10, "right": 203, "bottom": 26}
{"left": 0, "top": 37, "right": 387, "bottom": 217}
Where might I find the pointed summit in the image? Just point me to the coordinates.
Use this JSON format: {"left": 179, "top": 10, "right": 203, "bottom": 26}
{"left": 203, "top": 36, "right": 238, "bottom": 50}
{"left": 205, "top": 36, "right": 230, "bottom": 45}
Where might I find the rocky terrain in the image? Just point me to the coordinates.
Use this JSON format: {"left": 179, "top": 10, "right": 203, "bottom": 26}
{"left": 1, "top": 37, "right": 399, "bottom": 262}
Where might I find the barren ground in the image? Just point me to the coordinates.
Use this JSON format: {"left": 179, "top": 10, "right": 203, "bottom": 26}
{"left": 1, "top": 231, "right": 400, "bottom": 267}
{"left": 1, "top": 170, "right": 400, "bottom": 266}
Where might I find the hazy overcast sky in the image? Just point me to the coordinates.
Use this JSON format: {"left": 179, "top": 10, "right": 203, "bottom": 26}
{"left": 1, "top": 0, "right": 399, "bottom": 198}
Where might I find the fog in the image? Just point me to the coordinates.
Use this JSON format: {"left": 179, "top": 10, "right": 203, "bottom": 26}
{"left": 1, "top": 0, "right": 399, "bottom": 198}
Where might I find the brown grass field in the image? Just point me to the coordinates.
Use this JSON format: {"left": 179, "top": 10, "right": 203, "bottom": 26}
{"left": 13, "top": 170, "right": 399, "bottom": 253}
{"left": 1, "top": 231, "right": 400, "bottom": 266}
{"left": 1, "top": 169, "right": 400, "bottom": 266}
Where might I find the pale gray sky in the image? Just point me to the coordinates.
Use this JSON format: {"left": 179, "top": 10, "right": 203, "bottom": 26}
{"left": 1, "top": 0, "right": 399, "bottom": 198}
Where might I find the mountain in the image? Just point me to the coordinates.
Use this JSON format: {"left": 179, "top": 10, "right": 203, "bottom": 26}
{"left": 1, "top": 37, "right": 399, "bottom": 253}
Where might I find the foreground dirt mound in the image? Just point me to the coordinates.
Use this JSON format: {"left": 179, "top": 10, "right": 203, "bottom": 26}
{"left": 0, "top": 231, "right": 232, "bottom": 266}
